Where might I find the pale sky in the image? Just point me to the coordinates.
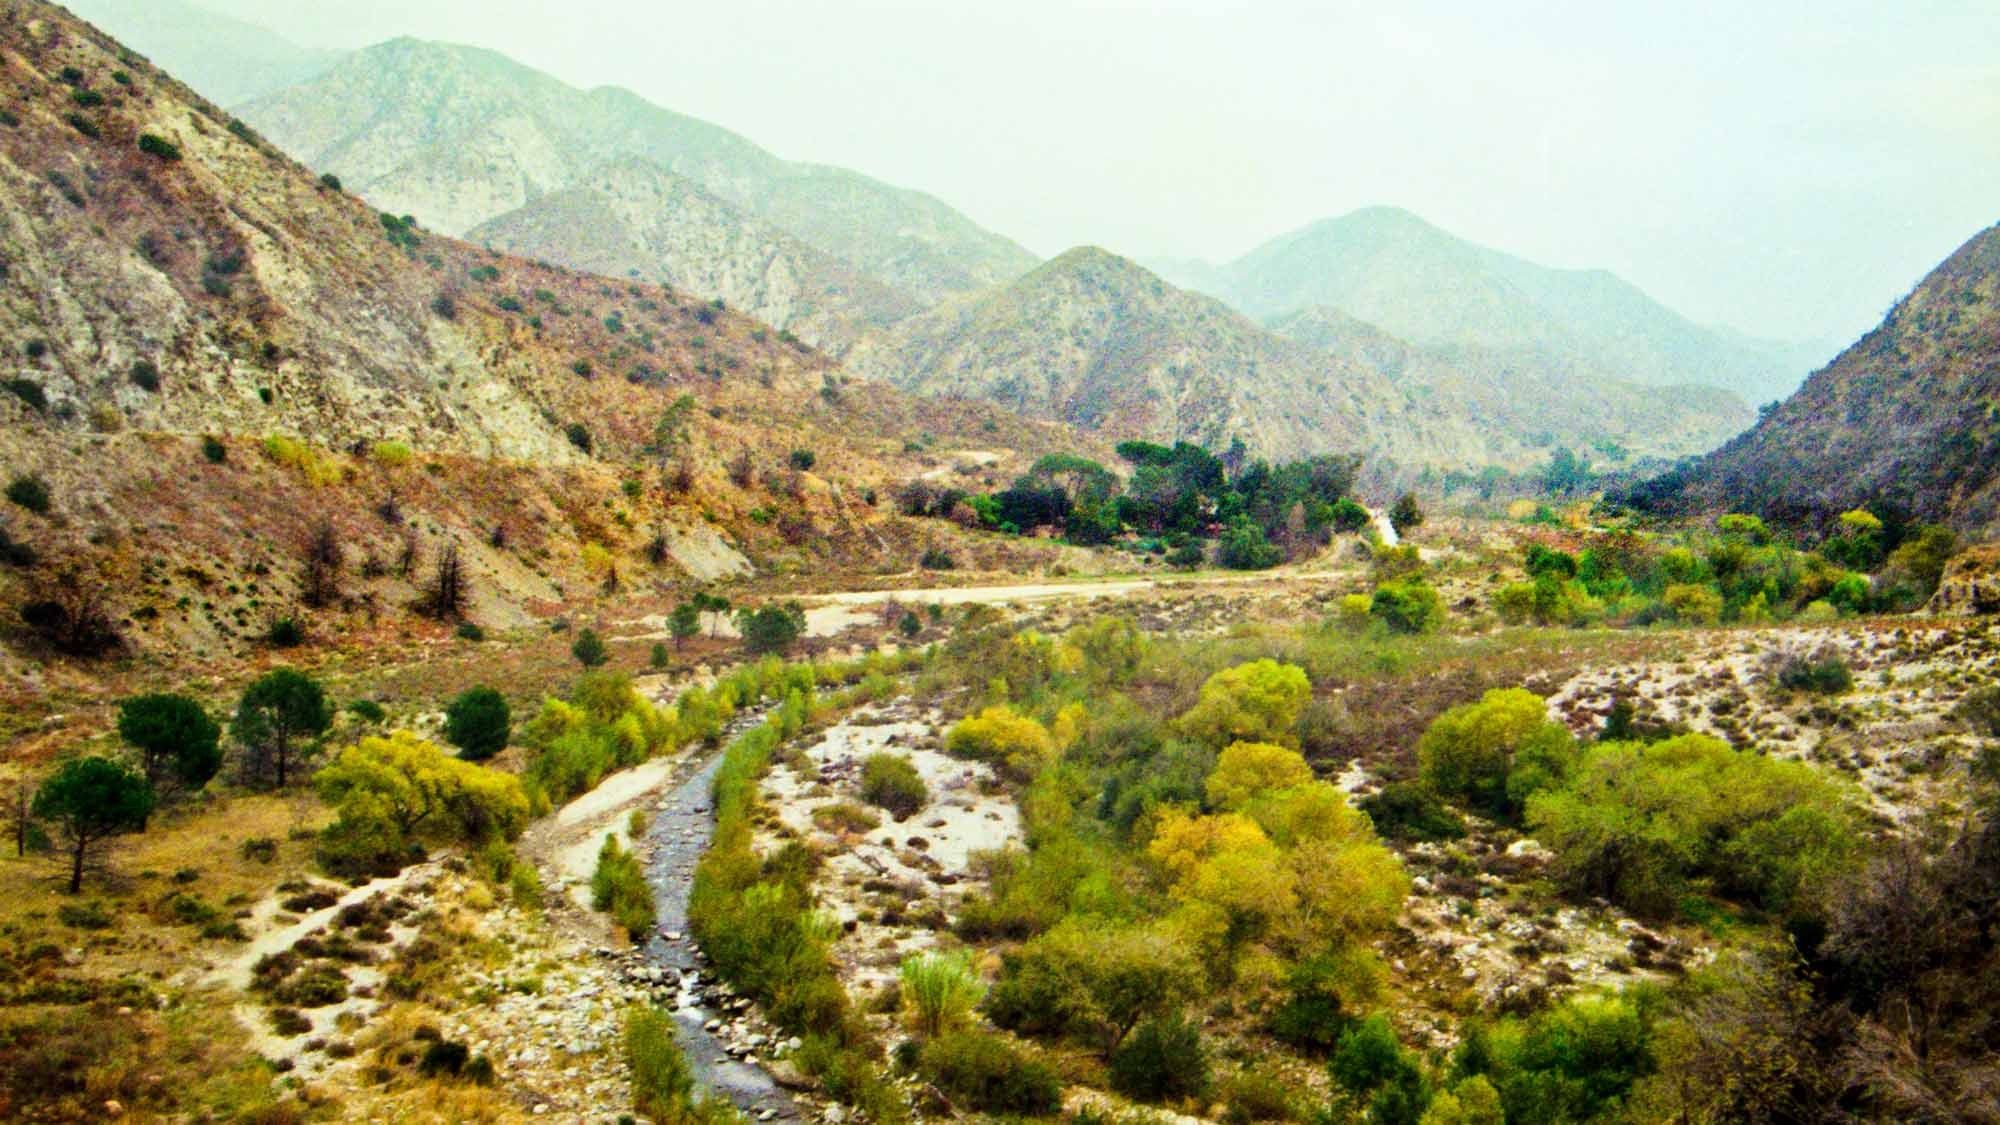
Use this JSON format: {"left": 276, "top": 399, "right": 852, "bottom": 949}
{"left": 203, "top": 0, "right": 1998, "bottom": 346}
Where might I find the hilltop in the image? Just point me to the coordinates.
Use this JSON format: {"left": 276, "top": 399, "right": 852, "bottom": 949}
{"left": 1151, "top": 206, "right": 1808, "bottom": 406}
{"left": 233, "top": 38, "right": 1037, "bottom": 339}
{"left": 60, "top": 0, "right": 345, "bottom": 104}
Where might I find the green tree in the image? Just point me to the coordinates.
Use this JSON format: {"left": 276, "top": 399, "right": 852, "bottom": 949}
{"left": 116, "top": 693, "right": 221, "bottom": 789}
{"left": 1218, "top": 515, "right": 1283, "bottom": 570}
{"left": 444, "top": 687, "right": 511, "bottom": 761}
{"left": 572, "top": 628, "right": 609, "bottom": 668}
{"left": 1417, "top": 688, "right": 1577, "bottom": 818}
{"left": 738, "top": 602, "right": 806, "bottom": 655}
{"left": 1371, "top": 581, "right": 1444, "bottom": 635}
{"left": 234, "top": 668, "right": 331, "bottom": 789}
{"left": 33, "top": 757, "right": 155, "bottom": 892}
{"left": 667, "top": 600, "right": 701, "bottom": 651}
{"left": 1178, "top": 659, "right": 1313, "bottom": 749}
{"left": 1389, "top": 492, "right": 1425, "bottom": 535}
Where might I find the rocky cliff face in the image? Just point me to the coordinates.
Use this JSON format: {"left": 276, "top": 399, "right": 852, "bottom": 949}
{"left": 1644, "top": 223, "right": 2000, "bottom": 535}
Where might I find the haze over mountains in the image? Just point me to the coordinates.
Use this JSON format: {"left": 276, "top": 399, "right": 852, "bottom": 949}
{"left": 51, "top": 0, "right": 1857, "bottom": 477}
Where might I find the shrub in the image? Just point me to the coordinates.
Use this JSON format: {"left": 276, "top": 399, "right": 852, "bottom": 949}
{"left": 268, "top": 1007, "right": 311, "bottom": 1036}
{"left": 266, "top": 617, "right": 305, "bottom": 647}
{"left": 200, "top": 435, "right": 227, "bottom": 463}
{"left": 566, "top": 422, "right": 592, "bottom": 452}
{"left": 456, "top": 622, "right": 486, "bottom": 642}
{"left": 5, "top": 378, "right": 48, "bottom": 412}
{"left": 1389, "top": 493, "right": 1424, "bottom": 534}
{"left": 1110, "top": 1015, "right": 1210, "bottom": 1102}
{"left": 1371, "top": 581, "right": 1444, "bottom": 635}
{"left": 1417, "top": 688, "right": 1577, "bottom": 819}
{"left": 271, "top": 965, "right": 348, "bottom": 1007}
{"left": 6, "top": 474, "right": 50, "bottom": 514}
{"left": 1179, "top": 659, "right": 1312, "bottom": 749}
{"left": 920, "top": 547, "right": 956, "bottom": 570}
{"left": 1219, "top": 516, "right": 1283, "bottom": 570}
{"left": 136, "top": 133, "right": 181, "bottom": 161}
{"left": 899, "top": 951, "right": 983, "bottom": 1038}
{"left": 444, "top": 687, "right": 511, "bottom": 760}
{"left": 788, "top": 449, "right": 817, "bottom": 471}
{"left": 1775, "top": 653, "right": 1853, "bottom": 695}
{"left": 1358, "top": 780, "right": 1467, "bottom": 842}
{"left": 1662, "top": 583, "right": 1723, "bottom": 626}
{"left": 371, "top": 440, "right": 413, "bottom": 466}
{"left": 860, "top": 753, "right": 928, "bottom": 818}
{"left": 1955, "top": 685, "right": 2000, "bottom": 739}
{"left": 57, "top": 899, "right": 114, "bottom": 929}
{"left": 946, "top": 706, "right": 1054, "bottom": 783}
{"left": 591, "top": 835, "right": 655, "bottom": 937}
{"left": 626, "top": 1006, "right": 697, "bottom": 1122}
{"left": 319, "top": 172, "right": 342, "bottom": 191}
{"left": 1206, "top": 741, "right": 1314, "bottom": 810}
{"left": 918, "top": 1030, "right": 1063, "bottom": 1115}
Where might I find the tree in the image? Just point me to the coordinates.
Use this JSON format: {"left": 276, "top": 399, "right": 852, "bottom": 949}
{"left": 1389, "top": 492, "right": 1425, "bottom": 535}
{"left": 668, "top": 600, "right": 701, "bottom": 651}
{"left": 1218, "top": 515, "right": 1283, "bottom": 570}
{"left": 315, "top": 732, "right": 530, "bottom": 875}
{"left": 1205, "top": 741, "right": 1314, "bottom": 810}
{"left": 234, "top": 668, "right": 331, "bottom": 789}
{"left": 692, "top": 592, "right": 733, "bottom": 638}
{"left": 422, "top": 540, "right": 468, "bottom": 620}
{"left": 300, "top": 518, "right": 342, "bottom": 609}
{"left": 117, "top": 693, "right": 221, "bottom": 789}
{"left": 738, "top": 602, "right": 806, "bottom": 655}
{"left": 1417, "top": 688, "right": 1576, "bottom": 818}
{"left": 444, "top": 687, "right": 511, "bottom": 761}
{"left": 33, "top": 757, "right": 155, "bottom": 893}
{"left": 1178, "top": 660, "right": 1312, "bottom": 749}
{"left": 572, "top": 628, "right": 609, "bottom": 668}
{"left": 1371, "top": 581, "right": 1445, "bottom": 635}
{"left": 987, "top": 918, "right": 1204, "bottom": 1053}
{"left": 946, "top": 706, "right": 1054, "bottom": 783}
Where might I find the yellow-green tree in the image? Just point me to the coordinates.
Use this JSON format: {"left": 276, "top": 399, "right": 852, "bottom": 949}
{"left": 315, "top": 732, "right": 530, "bottom": 874}
{"left": 1417, "top": 688, "right": 1577, "bottom": 817}
{"left": 946, "top": 705, "right": 1056, "bottom": 783}
{"left": 1206, "top": 741, "right": 1314, "bottom": 809}
{"left": 1178, "top": 660, "right": 1312, "bottom": 749}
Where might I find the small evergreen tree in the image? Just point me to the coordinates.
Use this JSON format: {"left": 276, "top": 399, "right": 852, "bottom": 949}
{"left": 234, "top": 668, "right": 331, "bottom": 789}
{"left": 117, "top": 693, "right": 222, "bottom": 789}
{"left": 444, "top": 687, "right": 510, "bottom": 761}
{"left": 668, "top": 601, "right": 701, "bottom": 651}
{"left": 572, "top": 628, "right": 609, "bottom": 668}
{"left": 1389, "top": 492, "right": 1425, "bottom": 535}
{"left": 34, "top": 757, "right": 155, "bottom": 892}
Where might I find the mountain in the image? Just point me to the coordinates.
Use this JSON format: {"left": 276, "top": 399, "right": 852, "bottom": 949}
{"left": 1639, "top": 223, "right": 2000, "bottom": 533}
{"left": 1265, "top": 307, "right": 1752, "bottom": 465}
{"left": 232, "top": 39, "right": 1037, "bottom": 333}
{"left": 844, "top": 248, "right": 1744, "bottom": 471}
{"left": 1152, "top": 207, "right": 1806, "bottom": 406}
{"left": 59, "top": 0, "right": 346, "bottom": 105}
{"left": 0, "top": 0, "right": 1081, "bottom": 662}
{"left": 466, "top": 157, "right": 922, "bottom": 354}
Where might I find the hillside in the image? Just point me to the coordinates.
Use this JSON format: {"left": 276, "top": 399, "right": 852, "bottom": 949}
{"left": 0, "top": 0, "right": 1084, "bottom": 670}
{"left": 60, "top": 0, "right": 345, "bottom": 105}
{"left": 1268, "top": 307, "right": 1753, "bottom": 466}
{"left": 1152, "top": 206, "right": 1805, "bottom": 406}
{"left": 467, "top": 157, "right": 921, "bottom": 354}
{"left": 233, "top": 39, "right": 1037, "bottom": 317}
{"left": 848, "top": 249, "right": 1749, "bottom": 471}
{"left": 1640, "top": 222, "right": 2000, "bottom": 533}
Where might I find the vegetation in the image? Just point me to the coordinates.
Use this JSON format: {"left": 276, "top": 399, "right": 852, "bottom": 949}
{"left": 444, "top": 687, "right": 511, "bottom": 760}
{"left": 33, "top": 756, "right": 155, "bottom": 892}
{"left": 116, "top": 693, "right": 222, "bottom": 790}
{"left": 233, "top": 667, "right": 331, "bottom": 789}
{"left": 591, "top": 834, "right": 655, "bottom": 936}
{"left": 313, "top": 731, "right": 530, "bottom": 876}
{"left": 860, "top": 753, "right": 928, "bottom": 818}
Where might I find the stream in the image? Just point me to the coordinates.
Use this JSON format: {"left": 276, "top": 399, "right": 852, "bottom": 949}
{"left": 641, "top": 751, "right": 802, "bottom": 1121}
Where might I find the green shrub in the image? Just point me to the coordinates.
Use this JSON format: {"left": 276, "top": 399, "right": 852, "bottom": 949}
{"left": 860, "top": 753, "right": 928, "bottom": 818}
{"left": 1371, "top": 581, "right": 1443, "bottom": 635}
{"left": 572, "top": 628, "right": 609, "bottom": 668}
{"left": 265, "top": 617, "right": 305, "bottom": 647}
{"left": 6, "top": 474, "right": 50, "bottom": 514}
{"left": 899, "top": 951, "right": 983, "bottom": 1038}
{"left": 1223, "top": 1065, "right": 1300, "bottom": 1123}
{"left": 919, "top": 1030, "right": 1063, "bottom": 1115}
{"left": 625, "top": 1006, "right": 696, "bottom": 1121}
{"left": 920, "top": 548, "right": 956, "bottom": 570}
{"left": 445, "top": 687, "right": 511, "bottom": 760}
{"left": 1955, "top": 685, "right": 2000, "bottom": 739}
{"left": 137, "top": 133, "right": 181, "bottom": 161}
{"left": 57, "top": 900, "right": 114, "bottom": 929}
{"left": 1775, "top": 654, "right": 1853, "bottom": 695}
{"left": 1417, "top": 689, "right": 1577, "bottom": 819}
{"left": 1219, "top": 516, "right": 1283, "bottom": 570}
{"left": 271, "top": 965, "right": 348, "bottom": 1007}
{"left": 1110, "top": 1015, "right": 1210, "bottom": 1102}
{"left": 591, "top": 835, "right": 655, "bottom": 936}
{"left": 4, "top": 377, "right": 47, "bottom": 413}
{"left": 1358, "top": 780, "right": 1466, "bottom": 842}
{"left": 739, "top": 603, "right": 806, "bottom": 655}
{"left": 200, "top": 435, "right": 227, "bottom": 463}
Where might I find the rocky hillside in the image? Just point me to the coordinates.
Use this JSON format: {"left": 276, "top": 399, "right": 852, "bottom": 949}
{"left": 1151, "top": 206, "right": 1805, "bottom": 407}
{"left": 0, "top": 0, "right": 1082, "bottom": 669}
{"left": 1640, "top": 222, "right": 2000, "bottom": 534}
{"left": 232, "top": 38, "right": 1036, "bottom": 335}
{"left": 467, "top": 157, "right": 921, "bottom": 354}
{"left": 848, "top": 248, "right": 1748, "bottom": 470}
{"left": 61, "top": 0, "right": 345, "bottom": 105}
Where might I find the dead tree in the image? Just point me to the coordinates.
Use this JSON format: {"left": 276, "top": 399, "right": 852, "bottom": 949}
{"left": 300, "top": 518, "right": 342, "bottom": 608}
{"left": 422, "top": 540, "right": 467, "bottom": 621}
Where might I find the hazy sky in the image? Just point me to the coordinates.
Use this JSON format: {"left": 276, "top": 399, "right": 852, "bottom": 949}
{"left": 200, "top": 0, "right": 1997, "bottom": 346}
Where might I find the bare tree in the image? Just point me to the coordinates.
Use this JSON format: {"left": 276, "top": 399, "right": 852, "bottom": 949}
{"left": 422, "top": 540, "right": 467, "bottom": 620}
{"left": 300, "top": 518, "right": 342, "bottom": 608}
{"left": 18, "top": 566, "right": 121, "bottom": 658}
